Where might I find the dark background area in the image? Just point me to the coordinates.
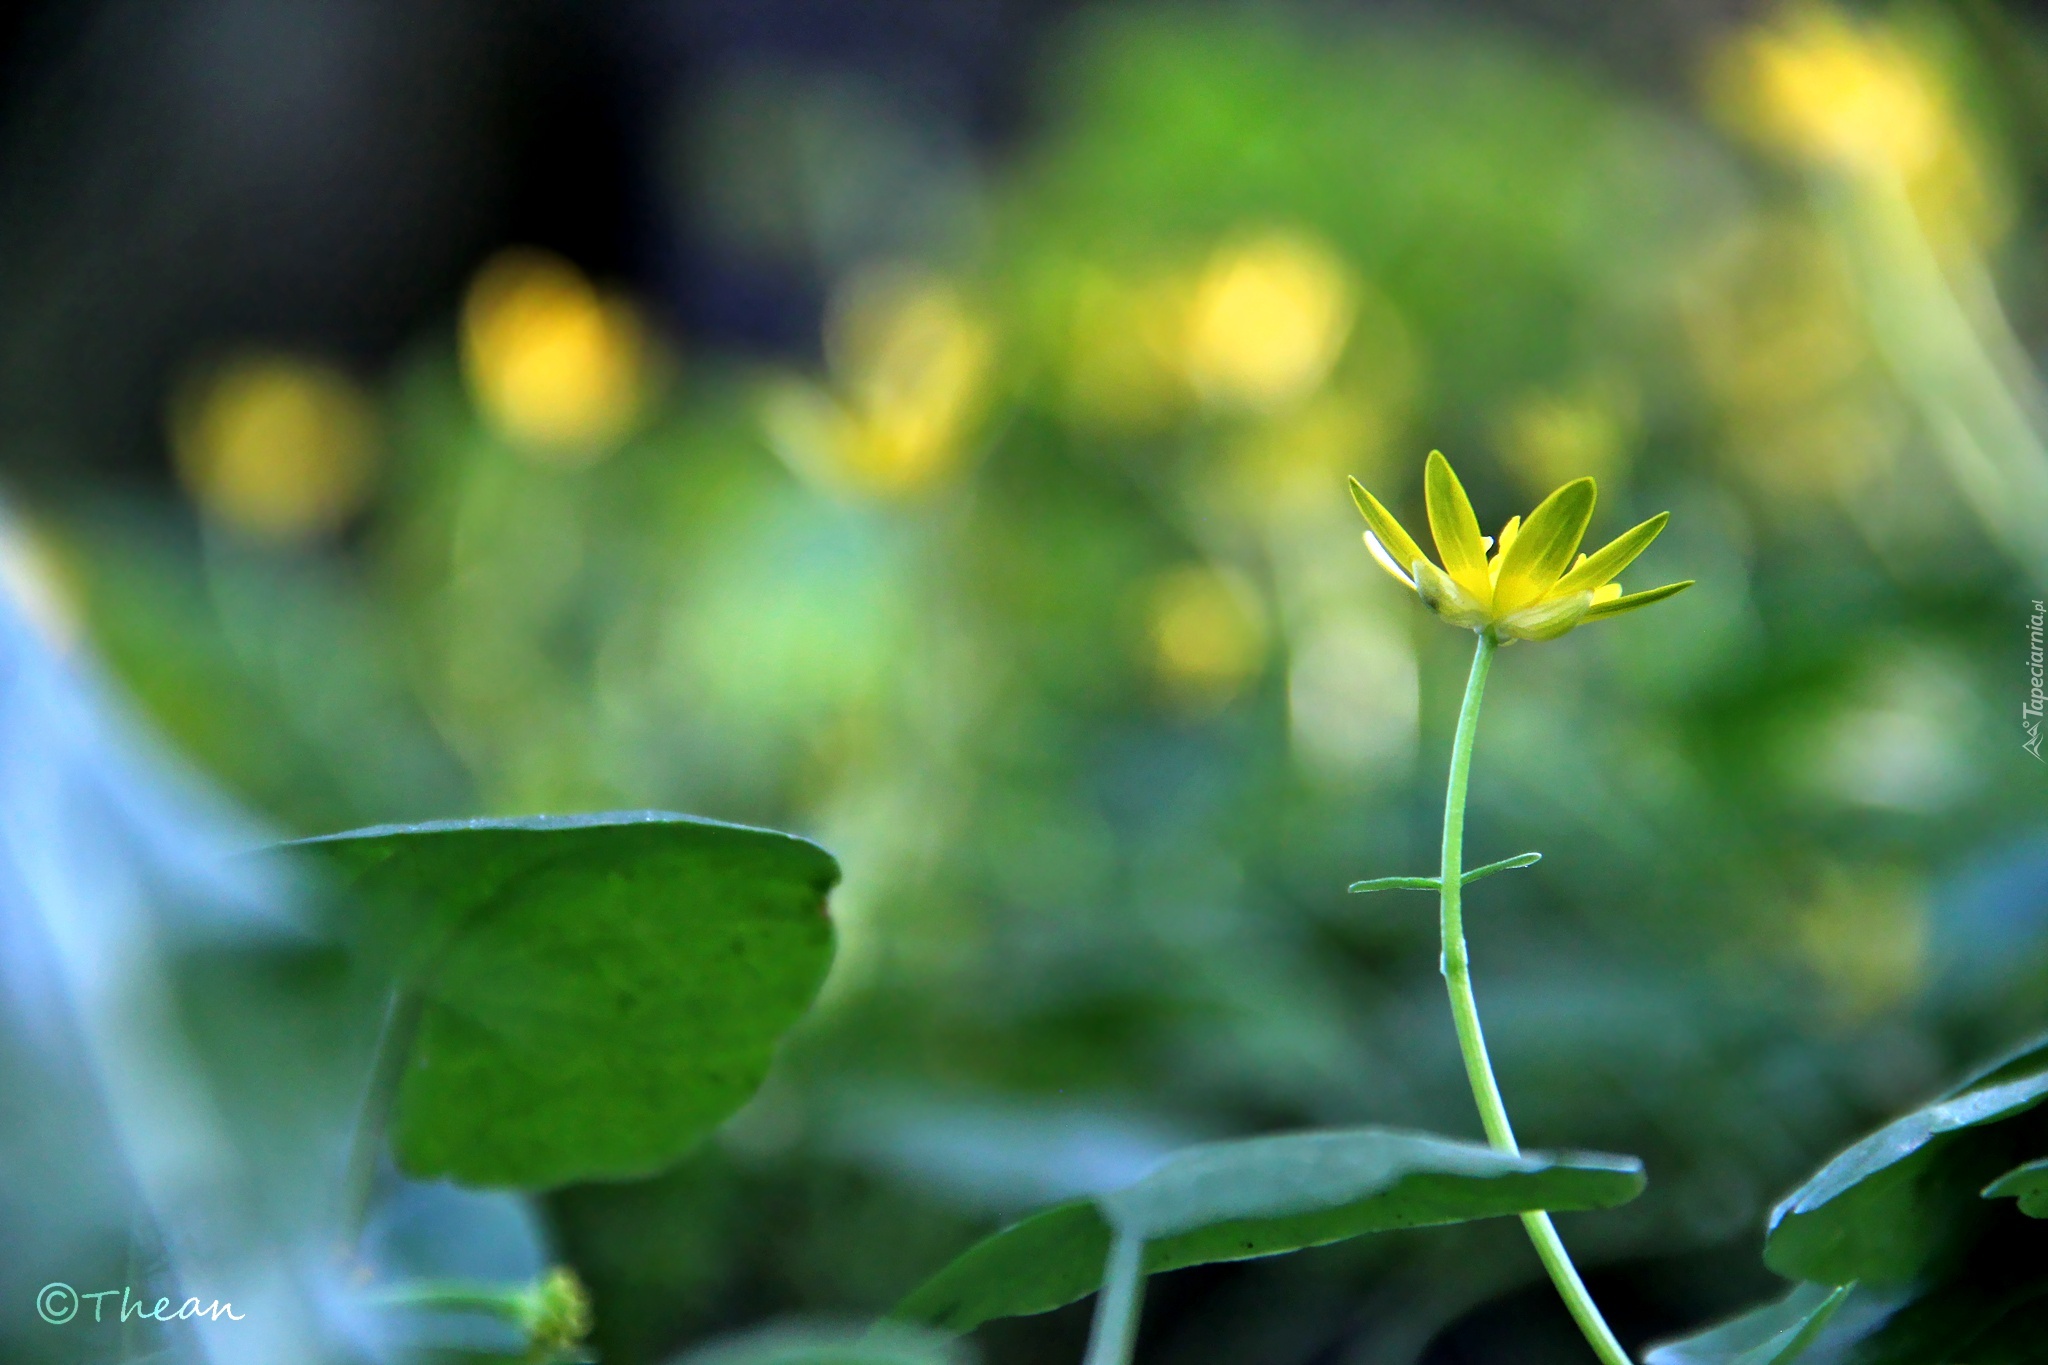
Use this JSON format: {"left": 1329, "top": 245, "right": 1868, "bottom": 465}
{"left": 0, "top": 0, "right": 1768, "bottom": 493}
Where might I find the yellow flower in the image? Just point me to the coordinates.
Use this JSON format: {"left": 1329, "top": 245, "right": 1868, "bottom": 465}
{"left": 1349, "top": 451, "right": 1692, "bottom": 642}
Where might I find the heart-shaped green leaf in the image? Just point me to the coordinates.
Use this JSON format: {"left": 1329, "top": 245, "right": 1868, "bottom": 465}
{"left": 1981, "top": 1157, "right": 2048, "bottom": 1218}
{"left": 1643, "top": 1283, "right": 1854, "bottom": 1365}
{"left": 892, "top": 1126, "right": 1645, "bottom": 1332}
{"left": 291, "top": 812, "right": 838, "bottom": 1189}
{"left": 1764, "top": 1056, "right": 2048, "bottom": 1286}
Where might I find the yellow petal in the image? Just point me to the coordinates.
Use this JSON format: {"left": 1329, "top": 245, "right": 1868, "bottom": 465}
{"left": 1362, "top": 530, "right": 1418, "bottom": 590}
{"left": 1554, "top": 512, "right": 1670, "bottom": 597}
{"left": 1496, "top": 589, "right": 1593, "bottom": 641}
{"left": 1492, "top": 476, "right": 1595, "bottom": 615}
{"left": 1489, "top": 515, "right": 1521, "bottom": 588}
{"left": 1592, "top": 582, "right": 1621, "bottom": 604}
{"left": 1583, "top": 579, "right": 1693, "bottom": 620}
{"left": 1348, "top": 477, "right": 1430, "bottom": 584}
{"left": 1423, "top": 451, "right": 1493, "bottom": 603}
{"left": 1412, "top": 556, "right": 1493, "bottom": 629}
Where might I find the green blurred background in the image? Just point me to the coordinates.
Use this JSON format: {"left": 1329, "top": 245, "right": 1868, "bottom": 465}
{"left": 2, "top": 1, "right": 2046, "bottom": 1361}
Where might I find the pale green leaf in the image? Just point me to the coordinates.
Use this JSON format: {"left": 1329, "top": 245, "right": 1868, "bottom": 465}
{"left": 1644, "top": 1283, "right": 1854, "bottom": 1365}
{"left": 893, "top": 1127, "right": 1644, "bottom": 1332}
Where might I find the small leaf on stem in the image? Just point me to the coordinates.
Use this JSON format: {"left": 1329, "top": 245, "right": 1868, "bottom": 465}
{"left": 1461, "top": 851, "right": 1542, "bottom": 885}
{"left": 1347, "top": 875, "right": 1441, "bottom": 894}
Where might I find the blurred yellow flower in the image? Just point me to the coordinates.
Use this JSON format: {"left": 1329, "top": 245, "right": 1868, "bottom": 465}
{"left": 1180, "top": 230, "right": 1355, "bottom": 409}
{"left": 1145, "top": 563, "right": 1268, "bottom": 708}
{"left": 1712, "top": 7, "right": 2004, "bottom": 252}
{"left": 1720, "top": 8, "right": 1941, "bottom": 175}
{"left": 462, "top": 248, "right": 647, "bottom": 461}
{"left": 765, "top": 263, "right": 992, "bottom": 499}
{"left": 1350, "top": 451, "right": 1690, "bottom": 641}
{"left": 172, "top": 352, "right": 380, "bottom": 542}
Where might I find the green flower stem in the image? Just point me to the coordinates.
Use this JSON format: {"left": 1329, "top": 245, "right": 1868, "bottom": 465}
{"left": 1081, "top": 1229, "right": 1148, "bottom": 1365}
{"left": 1439, "top": 632, "right": 1631, "bottom": 1365}
{"left": 339, "top": 988, "right": 424, "bottom": 1255}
